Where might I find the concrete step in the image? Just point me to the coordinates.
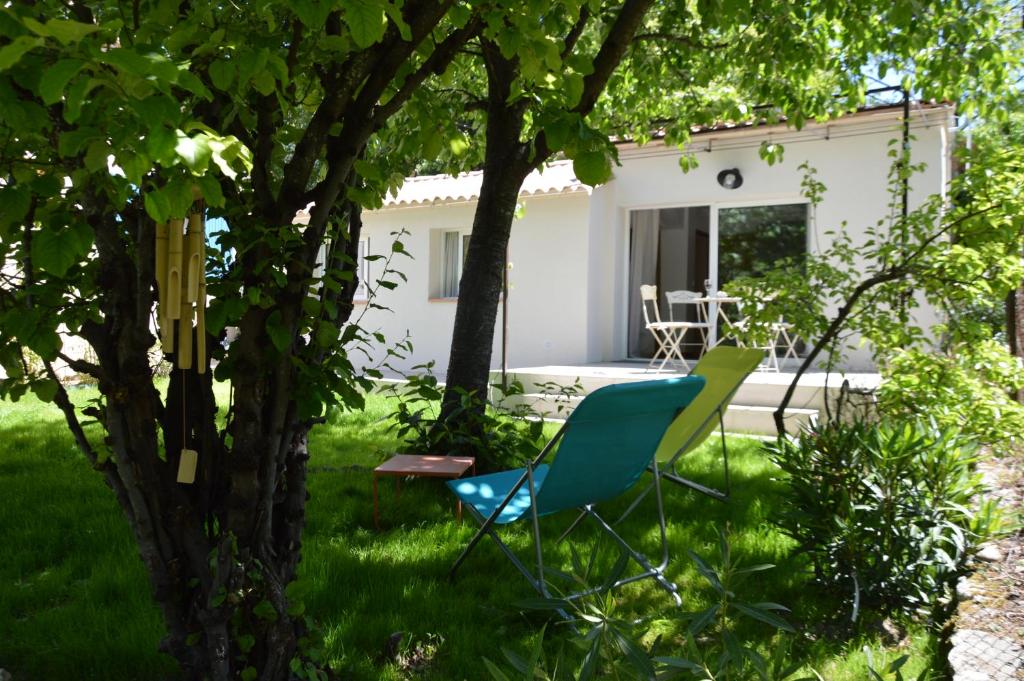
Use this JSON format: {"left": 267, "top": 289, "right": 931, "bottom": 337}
{"left": 491, "top": 369, "right": 830, "bottom": 413}
{"left": 494, "top": 391, "right": 818, "bottom": 436}
{"left": 723, "top": 404, "right": 819, "bottom": 435}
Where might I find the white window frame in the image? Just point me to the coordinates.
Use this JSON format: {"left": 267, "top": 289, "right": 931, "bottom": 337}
{"left": 438, "top": 230, "right": 471, "bottom": 299}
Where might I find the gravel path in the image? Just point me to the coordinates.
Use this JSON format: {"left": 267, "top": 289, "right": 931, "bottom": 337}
{"left": 950, "top": 454, "right": 1024, "bottom": 680}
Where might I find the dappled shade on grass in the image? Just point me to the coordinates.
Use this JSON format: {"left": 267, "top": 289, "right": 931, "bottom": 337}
{"left": 1, "top": 390, "right": 936, "bottom": 680}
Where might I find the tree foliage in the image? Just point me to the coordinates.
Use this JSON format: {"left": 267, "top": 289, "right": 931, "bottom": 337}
{"left": 430, "top": 0, "right": 1022, "bottom": 456}
{"left": 0, "top": 1, "right": 484, "bottom": 677}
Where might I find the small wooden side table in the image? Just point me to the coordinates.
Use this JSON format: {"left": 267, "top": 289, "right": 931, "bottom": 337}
{"left": 372, "top": 454, "right": 476, "bottom": 530}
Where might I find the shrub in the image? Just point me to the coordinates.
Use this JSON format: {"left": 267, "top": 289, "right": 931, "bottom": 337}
{"left": 485, "top": 530, "right": 806, "bottom": 681}
{"left": 385, "top": 363, "right": 566, "bottom": 470}
{"left": 877, "top": 340, "right": 1024, "bottom": 454}
{"left": 768, "top": 419, "right": 1002, "bottom": 620}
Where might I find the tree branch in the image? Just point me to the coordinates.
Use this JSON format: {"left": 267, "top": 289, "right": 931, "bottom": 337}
{"left": 372, "top": 14, "right": 484, "bottom": 126}
{"left": 57, "top": 350, "right": 104, "bottom": 379}
{"left": 561, "top": 5, "right": 591, "bottom": 59}
{"left": 572, "top": 0, "right": 655, "bottom": 116}
{"left": 530, "top": 0, "right": 654, "bottom": 166}
{"left": 276, "top": 0, "right": 454, "bottom": 218}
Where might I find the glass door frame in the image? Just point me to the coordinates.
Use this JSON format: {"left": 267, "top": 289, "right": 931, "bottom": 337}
{"left": 623, "top": 197, "right": 810, "bottom": 360}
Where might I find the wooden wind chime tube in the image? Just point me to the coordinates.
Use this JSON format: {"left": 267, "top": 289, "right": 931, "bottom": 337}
{"left": 153, "top": 200, "right": 208, "bottom": 484}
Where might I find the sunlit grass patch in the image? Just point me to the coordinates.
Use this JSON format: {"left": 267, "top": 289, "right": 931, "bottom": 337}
{"left": 1, "top": 387, "right": 938, "bottom": 680}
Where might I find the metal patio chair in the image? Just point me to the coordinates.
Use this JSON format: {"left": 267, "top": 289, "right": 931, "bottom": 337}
{"left": 447, "top": 376, "right": 707, "bottom": 611}
{"left": 640, "top": 285, "right": 703, "bottom": 372}
{"left": 665, "top": 289, "right": 711, "bottom": 357}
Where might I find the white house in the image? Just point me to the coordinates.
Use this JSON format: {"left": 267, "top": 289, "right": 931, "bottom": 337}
{"left": 343, "top": 103, "right": 953, "bottom": 393}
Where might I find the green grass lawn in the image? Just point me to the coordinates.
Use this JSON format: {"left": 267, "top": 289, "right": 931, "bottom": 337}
{"left": 0, "top": 386, "right": 939, "bottom": 680}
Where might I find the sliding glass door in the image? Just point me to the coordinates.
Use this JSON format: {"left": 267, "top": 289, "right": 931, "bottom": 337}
{"left": 627, "top": 202, "right": 808, "bottom": 359}
{"left": 716, "top": 203, "right": 808, "bottom": 286}
{"left": 627, "top": 207, "right": 709, "bottom": 358}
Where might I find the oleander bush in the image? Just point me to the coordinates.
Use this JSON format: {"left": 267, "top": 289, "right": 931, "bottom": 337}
{"left": 768, "top": 419, "right": 1002, "bottom": 620}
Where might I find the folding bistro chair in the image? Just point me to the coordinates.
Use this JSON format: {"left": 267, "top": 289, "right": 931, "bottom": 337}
{"left": 640, "top": 285, "right": 703, "bottom": 372}
{"left": 447, "top": 376, "right": 706, "bottom": 608}
{"left": 619, "top": 347, "right": 763, "bottom": 513}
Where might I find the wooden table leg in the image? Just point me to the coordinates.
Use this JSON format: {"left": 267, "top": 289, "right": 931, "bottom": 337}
{"left": 373, "top": 473, "right": 380, "bottom": 530}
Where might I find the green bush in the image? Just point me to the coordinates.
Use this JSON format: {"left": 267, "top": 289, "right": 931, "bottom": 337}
{"left": 385, "top": 363, "right": 551, "bottom": 469}
{"left": 768, "top": 419, "right": 1001, "bottom": 620}
{"left": 877, "top": 340, "right": 1024, "bottom": 454}
{"left": 485, "top": 530, "right": 805, "bottom": 681}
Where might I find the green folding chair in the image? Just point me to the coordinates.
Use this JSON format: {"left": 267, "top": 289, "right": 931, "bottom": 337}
{"left": 447, "top": 376, "right": 706, "bottom": 607}
{"left": 624, "top": 346, "right": 763, "bottom": 510}
{"left": 658, "top": 346, "right": 764, "bottom": 500}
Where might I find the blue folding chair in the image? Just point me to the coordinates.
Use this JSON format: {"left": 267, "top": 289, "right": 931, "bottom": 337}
{"left": 447, "top": 376, "right": 706, "bottom": 607}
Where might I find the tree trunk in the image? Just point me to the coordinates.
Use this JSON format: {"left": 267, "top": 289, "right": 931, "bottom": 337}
{"left": 433, "top": 44, "right": 531, "bottom": 460}
{"left": 64, "top": 198, "right": 356, "bottom": 679}
{"left": 1007, "top": 284, "right": 1024, "bottom": 403}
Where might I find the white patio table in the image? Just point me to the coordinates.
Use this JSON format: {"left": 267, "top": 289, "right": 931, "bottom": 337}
{"left": 690, "top": 295, "right": 743, "bottom": 349}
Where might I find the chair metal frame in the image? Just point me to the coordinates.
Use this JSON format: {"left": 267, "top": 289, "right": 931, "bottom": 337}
{"left": 640, "top": 284, "right": 706, "bottom": 372}
{"left": 448, "top": 378, "right": 709, "bottom": 613}
{"left": 448, "top": 422, "right": 682, "bottom": 612}
{"left": 665, "top": 289, "right": 711, "bottom": 358}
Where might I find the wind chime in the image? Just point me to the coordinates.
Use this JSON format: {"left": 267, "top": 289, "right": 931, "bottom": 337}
{"left": 154, "top": 204, "right": 207, "bottom": 485}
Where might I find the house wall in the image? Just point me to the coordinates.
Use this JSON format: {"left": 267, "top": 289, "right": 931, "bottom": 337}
{"left": 587, "top": 106, "right": 953, "bottom": 371}
{"left": 357, "top": 192, "right": 591, "bottom": 377}
{"left": 359, "top": 106, "right": 954, "bottom": 377}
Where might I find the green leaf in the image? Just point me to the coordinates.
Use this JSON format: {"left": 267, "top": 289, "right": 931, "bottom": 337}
{"left": 577, "top": 633, "right": 602, "bottom": 681}
{"left": 686, "top": 604, "right": 720, "bottom": 636}
{"left": 572, "top": 150, "right": 612, "bottom": 187}
{"left": 175, "top": 70, "right": 212, "bottom": 100}
{"left": 292, "top": 0, "right": 333, "bottom": 30}
{"left": 25, "top": 18, "right": 100, "bottom": 45}
{"left": 341, "top": 0, "right": 387, "bottom": 48}
{"left": 266, "top": 310, "right": 291, "bottom": 352}
{"left": 30, "top": 379, "right": 59, "bottom": 403}
{"left": 611, "top": 628, "right": 656, "bottom": 678}
{"left": 31, "top": 222, "right": 93, "bottom": 277}
{"left": 252, "top": 599, "right": 279, "bottom": 622}
{"left": 119, "top": 153, "right": 151, "bottom": 186}
{"left": 354, "top": 159, "right": 383, "bottom": 182}
{"left": 208, "top": 59, "right": 235, "bottom": 91}
{"left": 175, "top": 132, "right": 212, "bottom": 172}
{"left": 0, "top": 185, "right": 32, "bottom": 235}
{"left": 163, "top": 178, "right": 196, "bottom": 217}
{"left": 63, "top": 77, "right": 98, "bottom": 123}
{"left": 0, "top": 36, "right": 43, "bottom": 71}
{"left": 40, "top": 59, "right": 85, "bottom": 105}
{"left": 251, "top": 70, "right": 276, "bottom": 95}
{"left": 482, "top": 657, "right": 512, "bottom": 681}
{"left": 315, "top": 324, "right": 337, "bottom": 348}
{"left": 144, "top": 190, "right": 172, "bottom": 223}
{"left": 653, "top": 656, "right": 703, "bottom": 672}
{"left": 195, "top": 175, "right": 225, "bottom": 208}
{"left": 146, "top": 126, "right": 178, "bottom": 165}
{"left": 84, "top": 140, "right": 109, "bottom": 173}
{"left": 732, "top": 602, "right": 796, "bottom": 632}
{"left": 383, "top": 2, "right": 412, "bottom": 41}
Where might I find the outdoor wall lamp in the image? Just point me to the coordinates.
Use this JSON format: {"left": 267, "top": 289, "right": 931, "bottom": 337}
{"left": 717, "top": 168, "right": 743, "bottom": 189}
